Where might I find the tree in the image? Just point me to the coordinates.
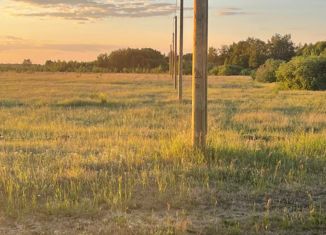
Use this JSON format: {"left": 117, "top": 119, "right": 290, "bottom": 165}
{"left": 22, "top": 59, "right": 32, "bottom": 66}
{"left": 297, "top": 41, "right": 326, "bottom": 57}
{"left": 96, "top": 53, "right": 110, "bottom": 68}
{"left": 183, "top": 53, "right": 192, "bottom": 75}
{"left": 217, "top": 45, "right": 230, "bottom": 66}
{"left": 268, "top": 34, "right": 295, "bottom": 61}
{"left": 223, "top": 38, "right": 268, "bottom": 69}
{"left": 247, "top": 38, "right": 268, "bottom": 68}
{"left": 108, "top": 48, "right": 167, "bottom": 72}
{"left": 208, "top": 47, "right": 218, "bottom": 70}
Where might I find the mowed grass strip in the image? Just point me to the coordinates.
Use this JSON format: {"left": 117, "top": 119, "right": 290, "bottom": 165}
{"left": 0, "top": 72, "right": 325, "bottom": 234}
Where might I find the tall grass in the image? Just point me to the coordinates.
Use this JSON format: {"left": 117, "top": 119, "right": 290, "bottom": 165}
{"left": 0, "top": 72, "right": 325, "bottom": 234}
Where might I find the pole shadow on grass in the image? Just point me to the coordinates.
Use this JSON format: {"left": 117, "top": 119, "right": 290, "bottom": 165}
{"left": 54, "top": 98, "right": 127, "bottom": 109}
{"left": 0, "top": 99, "right": 25, "bottom": 108}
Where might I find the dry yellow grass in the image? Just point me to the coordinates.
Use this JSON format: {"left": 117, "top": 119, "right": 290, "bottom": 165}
{"left": 0, "top": 72, "right": 325, "bottom": 234}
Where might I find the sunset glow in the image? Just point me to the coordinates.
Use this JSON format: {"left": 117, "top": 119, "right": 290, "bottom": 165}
{"left": 1, "top": 0, "right": 325, "bottom": 63}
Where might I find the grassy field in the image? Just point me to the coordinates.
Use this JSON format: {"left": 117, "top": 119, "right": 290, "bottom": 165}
{"left": 0, "top": 72, "right": 325, "bottom": 234}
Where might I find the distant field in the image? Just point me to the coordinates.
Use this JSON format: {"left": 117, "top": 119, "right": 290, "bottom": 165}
{"left": 0, "top": 72, "right": 325, "bottom": 234}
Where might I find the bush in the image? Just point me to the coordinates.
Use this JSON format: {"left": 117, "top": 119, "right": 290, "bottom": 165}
{"left": 321, "top": 49, "right": 326, "bottom": 56}
{"left": 209, "top": 65, "right": 243, "bottom": 76}
{"left": 209, "top": 66, "right": 219, "bottom": 76}
{"left": 254, "top": 59, "right": 284, "bottom": 83}
{"left": 150, "top": 66, "right": 165, "bottom": 73}
{"left": 240, "top": 68, "right": 254, "bottom": 76}
{"left": 276, "top": 56, "right": 326, "bottom": 90}
{"left": 220, "top": 65, "right": 243, "bottom": 76}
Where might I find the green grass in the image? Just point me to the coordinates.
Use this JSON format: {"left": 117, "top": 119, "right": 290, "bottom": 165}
{"left": 0, "top": 72, "right": 325, "bottom": 234}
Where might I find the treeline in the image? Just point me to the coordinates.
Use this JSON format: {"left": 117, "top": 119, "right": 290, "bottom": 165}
{"left": 0, "top": 48, "right": 168, "bottom": 73}
{"left": 207, "top": 34, "right": 296, "bottom": 76}
{"left": 0, "top": 34, "right": 300, "bottom": 75}
{"left": 1, "top": 34, "right": 325, "bottom": 90}
{"left": 206, "top": 34, "right": 326, "bottom": 90}
{"left": 176, "top": 34, "right": 326, "bottom": 79}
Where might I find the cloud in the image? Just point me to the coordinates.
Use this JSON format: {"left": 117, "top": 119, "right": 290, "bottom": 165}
{"left": 10, "top": 0, "right": 177, "bottom": 21}
{"left": 218, "top": 7, "right": 250, "bottom": 16}
{"left": 0, "top": 35, "right": 23, "bottom": 41}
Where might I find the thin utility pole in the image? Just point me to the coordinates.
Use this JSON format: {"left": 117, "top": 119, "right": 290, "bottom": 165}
{"left": 192, "top": 0, "right": 208, "bottom": 148}
{"left": 178, "top": 0, "right": 184, "bottom": 101}
{"left": 174, "top": 15, "right": 178, "bottom": 90}
{"left": 172, "top": 32, "right": 175, "bottom": 80}
{"left": 169, "top": 44, "right": 172, "bottom": 78}
{"left": 169, "top": 44, "right": 173, "bottom": 78}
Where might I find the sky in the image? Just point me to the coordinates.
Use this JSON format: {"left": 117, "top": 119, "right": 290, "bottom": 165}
{"left": 0, "top": 0, "right": 325, "bottom": 64}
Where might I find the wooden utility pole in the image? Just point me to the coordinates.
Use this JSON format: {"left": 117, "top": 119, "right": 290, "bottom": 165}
{"left": 169, "top": 44, "right": 173, "bottom": 78}
{"left": 172, "top": 32, "right": 175, "bottom": 80}
{"left": 174, "top": 16, "right": 178, "bottom": 90}
{"left": 178, "top": 0, "right": 184, "bottom": 101}
{"left": 192, "top": 0, "right": 208, "bottom": 148}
